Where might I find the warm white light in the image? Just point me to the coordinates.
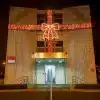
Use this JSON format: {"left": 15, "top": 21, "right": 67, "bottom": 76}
{"left": 48, "top": 60, "right": 52, "bottom": 62}
{"left": 57, "top": 53, "right": 61, "bottom": 58}
{"left": 59, "top": 60, "right": 63, "bottom": 63}
{"left": 32, "top": 54, "right": 34, "bottom": 58}
{"left": 2, "top": 62, "right": 6, "bottom": 65}
{"left": 39, "top": 53, "right": 44, "bottom": 58}
{"left": 8, "top": 60, "right": 15, "bottom": 63}
{"left": 38, "top": 60, "right": 41, "bottom": 63}
{"left": 32, "top": 53, "right": 44, "bottom": 58}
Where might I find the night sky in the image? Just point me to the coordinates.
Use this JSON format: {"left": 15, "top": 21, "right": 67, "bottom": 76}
{"left": 0, "top": 1, "right": 99, "bottom": 65}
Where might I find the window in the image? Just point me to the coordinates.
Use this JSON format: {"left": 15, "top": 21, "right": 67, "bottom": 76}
{"left": 37, "top": 41, "right": 45, "bottom": 47}
{"left": 56, "top": 41, "right": 63, "bottom": 47}
{"left": 37, "top": 12, "right": 63, "bottom": 24}
{"left": 53, "top": 13, "right": 63, "bottom": 24}
{"left": 37, "top": 41, "right": 46, "bottom": 52}
{"left": 37, "top": 14, "right": 47, "bottom": 24}
{"left": 36, "top": 41, "right": 63, "bottom": 52}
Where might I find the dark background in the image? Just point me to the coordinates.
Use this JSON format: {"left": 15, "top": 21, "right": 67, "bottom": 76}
{"left": 0, "top": 1, "right": 99, "bottom": 80}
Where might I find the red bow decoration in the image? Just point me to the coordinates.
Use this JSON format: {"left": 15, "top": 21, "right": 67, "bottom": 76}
{"left": 41, "top": 23, "right": 59, "bottom": 40}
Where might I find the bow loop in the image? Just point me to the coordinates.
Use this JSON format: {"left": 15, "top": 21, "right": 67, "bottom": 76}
{"left": 41, "top": 23, "right": 59, "bottom": 40}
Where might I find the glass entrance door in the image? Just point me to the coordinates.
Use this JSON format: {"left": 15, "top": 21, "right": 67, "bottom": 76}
{"left": 45, "top": 65, "right": 56, "bottom": 84}
{"left": 35, "top": 58, "right": 67, "bottom": 85}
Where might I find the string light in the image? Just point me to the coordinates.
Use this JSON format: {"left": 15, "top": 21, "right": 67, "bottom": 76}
{"left": 47, "top": 40, "right": 53, "bottom": 52}
{"left": 42, "top": 10, "right": 60, "bottom": 52}
{"left": 59, "top": 23, "right": 92, "bottom": 30}
{"left": 8, "top": 23, "right": 92, "bottom": 53}
{"left": 8, "top": 23, "right": 92, "bottom": 30}
{"left": 8, "top": 24, "right": 41, "bottom": 30}
{"left": 41, "top": 23, "right": 59, "bottom": 40}
{"left": 47, "top": 10, "right": 53, "bottom": 24}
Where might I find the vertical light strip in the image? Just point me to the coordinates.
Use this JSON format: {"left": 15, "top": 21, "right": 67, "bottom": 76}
{"left": 47, "top": 10, "right": 53, "bottom": 24}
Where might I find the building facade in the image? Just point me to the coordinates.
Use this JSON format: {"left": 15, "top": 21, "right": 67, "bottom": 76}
{"left": 4, "top": 5, "right": 97, "bottom": 85}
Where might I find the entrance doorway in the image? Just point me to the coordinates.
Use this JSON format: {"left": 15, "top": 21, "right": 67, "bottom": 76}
{"left": 45, "top": 65, "right": 56, "bottom": 84}
{"left": 35, "top": 58, "right": 67, "bottom": 85}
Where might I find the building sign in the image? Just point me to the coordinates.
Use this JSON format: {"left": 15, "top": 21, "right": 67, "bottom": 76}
{"left": 7, "top": 56, "right": 16, "bottom": 64}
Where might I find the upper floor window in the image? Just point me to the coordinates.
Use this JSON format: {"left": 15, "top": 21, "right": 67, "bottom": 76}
{"left": 37, "top": 12, "right": 63, "bottom": 24}
{"left": 53, "top": 13, "right": 63, "bottom": 24}
{"left": 37, "top": 14, "right": 47, "bottom": 24}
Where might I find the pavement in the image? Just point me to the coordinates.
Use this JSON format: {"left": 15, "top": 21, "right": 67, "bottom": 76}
{"left": 0, "top": 89, "right": 100, "bottom": 100}
{"left": 0, "top": 88, "right": 100, "bottom": 92}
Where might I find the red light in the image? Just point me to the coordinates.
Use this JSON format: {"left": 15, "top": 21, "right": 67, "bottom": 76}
{"left": 8, "top": 24, "right": 41, "bottom": 30}
{"left": 59, "top": 23, "right": 92, "bottom": 30}
{"left": 7, "top": 56, "right": 16, "bottom": 64}
{"left": 8, "top": 23, "right": 92, "bottom": 30}
{"left": 7, "top": 56, "right": 16, "bottom": 60}
{"left": 47, "top": 10, "right": 52, "bottom": 24}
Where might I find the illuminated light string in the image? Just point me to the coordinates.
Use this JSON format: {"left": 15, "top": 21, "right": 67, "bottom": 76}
{"left": 42, "top": 25, "right": 57, "bottom": 52}
{"left": 48, "top": 40, "right": 53, "bottom": 52}
{"left": 46, "top": 10, "right": 54, "bottom": 52}
{"left": 59, "top": 23, "right": 92, "bottom": 30}
{"left": 41, "top": 23, "right": 59, "bottom": 40}
{"left": 8, "top": 23, "right": 92, "bottom": 30}
{"left": 8, "top": 24, "right": 41, "bottom": 30}
{"left": 41, "top": 23, "right": 59, "bottom": 52}
{"left": 47, "top": 10, "right": 53, "bottom": 24}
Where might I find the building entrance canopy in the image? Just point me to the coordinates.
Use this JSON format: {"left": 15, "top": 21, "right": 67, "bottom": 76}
{"left": 32, "top": 52, "right": 68, "bottom": 59}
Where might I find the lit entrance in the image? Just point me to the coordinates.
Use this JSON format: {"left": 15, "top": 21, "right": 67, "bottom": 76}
{"left": 45, "top": 65, "right": 56, "bottom": 84}
{"left": 35, "top": 58, "right": 67, "bottom": 85}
